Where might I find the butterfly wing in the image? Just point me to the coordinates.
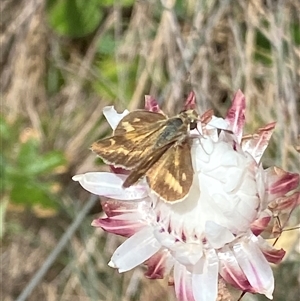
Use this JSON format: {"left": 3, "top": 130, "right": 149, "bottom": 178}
{"left": 122, "top": 143, "right": 171, "bottom": 187}
{"left": 91, "top": 110, "right": 167, "bottom": 168}
{"left": 146, "top": 142, "right": 193, "bottom": 203}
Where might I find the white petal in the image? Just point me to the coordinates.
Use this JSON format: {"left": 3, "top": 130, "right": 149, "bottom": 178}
{"left": 205, "top": 221, "right": 235, "bottom": 248}
{"left": 72, "top": 172, "right": 148, "bottom": 200}
{"left": 153, "top": 228, "right": 176, "bottom": 249}
{"left": 200, "top": 137, "right": 214, "bottom": 155}
{"left": 192, "top": 141, "right": 210, "bottom": 169}
{"left": 102, "top": 106, "right": 129, "bottom": 130}
{"left": 233, "top": 236, "right": 274, "bottom": 299}
{"left": 173, "top": 242, "right": 203, "bottom": 267}
{"left": 192, "top": 249, "right": 219, "bottom": 301}
{"left": 154, "top": 226, "right": 203, "bottom": 266}
{"left": 207, "top": 116, "right": 230, "bottom": 130}
{"left": 109, "top": 227, "right": 161, "bottom": 272}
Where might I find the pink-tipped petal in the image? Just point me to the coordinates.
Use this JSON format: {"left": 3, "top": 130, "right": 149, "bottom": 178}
{"left": 184, "top": 91, "right": 196, "bottom": 110}
{"left": 145, "top": 95, "right": 163, "bottom": 113}
{"left": 100, "top": 199, "right": 145, "bottom": 217}
{"left": 109, "top": 227, "right": 161, "bottom": 273}
{"left": 242, "top": 122, "right": 276, "bottom": 164}
{"left": 233, "top": 236, "right": 274, "bottom": 299}
{"left": 92, "top": 216, "right": 146, "bottom": 237}
{"left": 269, "top": 192, "right": 300, "bottom": 212}
{"left": 174, "top": 263, "right": 196, "bottom": 301}
{"left": 257, "top": 237, "right": 286, "bottom": 264}
{"left": 144, "top": 250, "right": 173, "bottom": 279}
{"left": 266, "top": 167, "right": 300, "bottom": 197}
{"left": 225, "top": 90, "right": 246, "bottom": 142}
{"left": 250, "top": 214, "right": 272, "bottom": 236}
{"left": 219, "top": 245, "right": 254, "bottom": 292}
{"left": 200, "top": 109, "right": 214, "bottom": 125}
{"left": 110, "top": 165, "right": 129, "bottom": 175}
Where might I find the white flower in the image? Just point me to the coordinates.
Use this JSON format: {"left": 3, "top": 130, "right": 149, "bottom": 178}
{"left": 73, "top": 90, "right": 299, "bottom": 301}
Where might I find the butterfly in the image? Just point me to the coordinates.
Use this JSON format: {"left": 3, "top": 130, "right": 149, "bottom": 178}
{"left": 91, "top": 109, "right": 202, "bottom": 203}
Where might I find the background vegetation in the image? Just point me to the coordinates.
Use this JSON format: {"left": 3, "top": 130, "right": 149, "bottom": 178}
{"left": 1, "top": 0, "right": 299, "bottom": 300}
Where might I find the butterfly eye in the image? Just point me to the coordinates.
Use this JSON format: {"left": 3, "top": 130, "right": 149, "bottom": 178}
{"left": 190, "top": 120, "right": 198, "bottom": 130}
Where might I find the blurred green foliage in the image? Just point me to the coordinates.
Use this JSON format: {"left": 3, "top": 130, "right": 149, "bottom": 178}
{"left": 93, "top": 55, "right": 139, "bottom": 102}
{"left": 46, "top": 0, "right": 134, "bottom": 38}
{"left": 46, "top": 0, "right": 103, "bottom": 38}
{"left": 291, "top": 22, "right": 300, "bottom": 44}
{"left": 0, "top": 116, "right": 66, "bottom": 210}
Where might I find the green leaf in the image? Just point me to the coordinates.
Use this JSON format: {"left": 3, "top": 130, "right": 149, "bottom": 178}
{"left": 1, "top": 116, "right": 64, "bottom": 211}
{"left": 14, "top": 138, "right": 66, "bottom": 176}
{"left": 24, "top": 151, "right": 66, "bottom": 176}
{"left": 46, "top": 0, "right": 103, "bottom": 38}
{"left": 17, "top": 139, "right": 40, "bottom": 170}
{"left": 10, "top": 179, "right": 58, "bottom": 209}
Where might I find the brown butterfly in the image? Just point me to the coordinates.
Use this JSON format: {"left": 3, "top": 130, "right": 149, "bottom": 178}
{"left": 91, "top": 109, "right": 201, "bottom": 203}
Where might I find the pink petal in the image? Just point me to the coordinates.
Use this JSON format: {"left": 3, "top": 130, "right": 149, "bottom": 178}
{"left": 72, "top": 172, "right": 148, "bottom": 200}
{"left": 183, "top": 91, "right": 196, "bottom": 110}
{"left": 257, "top": 237, "right": 286, "bottom": 264}
{"left": 232, "top": 236, "right": 274, "bottom": 299}
{"left": 200, "top": 109, "right": 214, "bottom": 125}
{"left": 174, "top": 263, "right": 195, "bottom": 301}
{"left": 269, "top": 192, "right": 300, "bottom": 213}
{"left": 109, "top": 165, "right": 129, "bottom": 175}
{"left": 265, "top": 167, "right": 300, "bottom": 197}
{"left": 92, "top": 216, "right": 146, "bottom": 237}
{"left": 251, "top": 214, "right": 272, "bottom": 236}
{"left": 144, "top": 95, "right": 163, "bottom": 113}
{"left": 109, "top": 227, "right": 161, "bottom": 273}
{"left": 100, "top": 198, "right": 146, "bottom": 217}
{"left": 241, "top": 122, "right": 276, "bottom": 164}
{"left": 218, "top": 245, "right": 254, "bottom": 292}
{"left": 144, "top": 250, "right": 173, "bottom": 279}
{"left": 225, "top": 90, "right": 246, "bottom": 142}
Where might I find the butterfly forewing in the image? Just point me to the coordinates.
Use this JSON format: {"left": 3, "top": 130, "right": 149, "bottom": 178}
{"left": 91, "top": 111, "right": 167, "bottom": 168}
{"left": 114, "top": 110, "right": 166, "bottom": 136}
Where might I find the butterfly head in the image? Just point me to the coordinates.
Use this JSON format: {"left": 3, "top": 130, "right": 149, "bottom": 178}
{"left": 180, "top": 109, "right": 199, "bottom": 130}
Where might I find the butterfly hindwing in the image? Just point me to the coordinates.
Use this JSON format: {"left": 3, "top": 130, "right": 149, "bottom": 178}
{"left": 146, "top": 142, "right": 193, "bottom": 202}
